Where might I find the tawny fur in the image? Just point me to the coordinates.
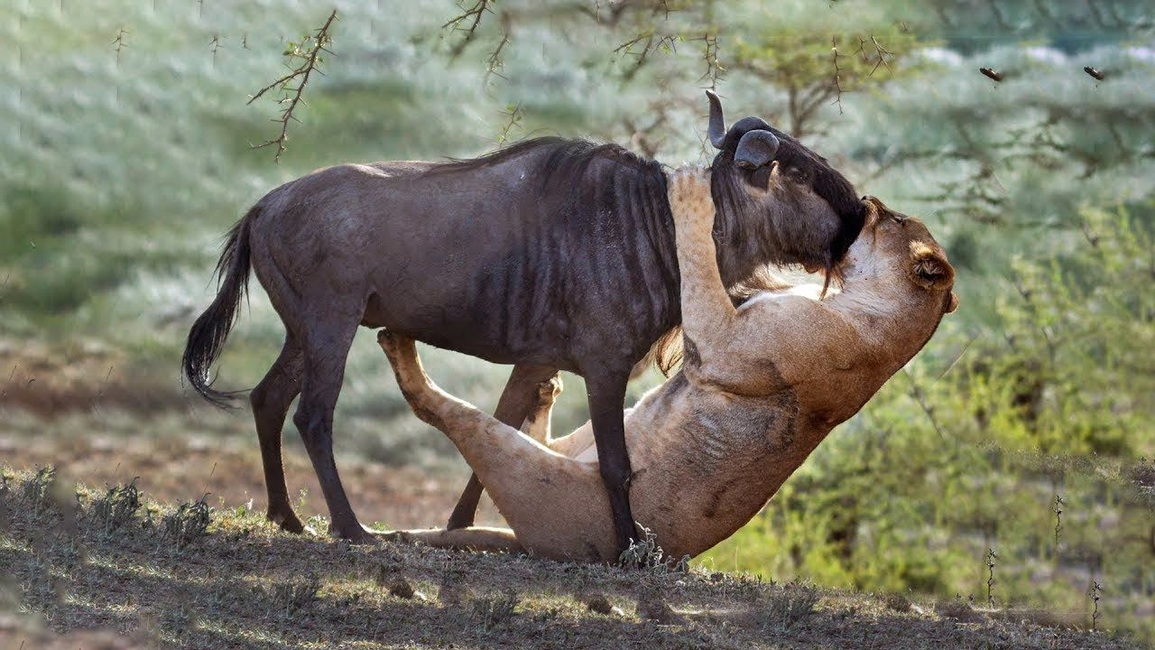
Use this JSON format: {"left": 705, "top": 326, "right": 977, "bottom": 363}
{"left": 377, "top": 168, "right": 958, "bottom": 563}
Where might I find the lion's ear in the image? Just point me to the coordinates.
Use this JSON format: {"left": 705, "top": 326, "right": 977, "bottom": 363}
{"left": 909, "top": 242, "right": 955, "bottom": 290}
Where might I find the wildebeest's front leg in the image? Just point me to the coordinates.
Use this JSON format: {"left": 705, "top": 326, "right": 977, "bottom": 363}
{"left": 583, "top": 369, "right": 637, "bottom": 557}
{"left": 446, "top": 363, "right": 559, "bottom": 530}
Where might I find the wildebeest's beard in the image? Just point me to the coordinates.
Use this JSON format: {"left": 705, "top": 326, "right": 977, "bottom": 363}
{"left": 708, "top": 120, "right": 866, "bottom": 287}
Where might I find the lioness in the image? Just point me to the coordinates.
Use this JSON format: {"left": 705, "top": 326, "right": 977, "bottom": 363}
{"left": 376, "top": 170, "right": 958, "bottom": 563}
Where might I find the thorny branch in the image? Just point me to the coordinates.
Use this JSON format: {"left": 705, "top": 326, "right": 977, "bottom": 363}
{"left": 484, "top": 11, "right": 513, "bottom": 83}
{"left": 614, "top": 31, "right": 680, "bottom": 81}
{"left": 831, "top": 36, "right": 844, "bottom": 114}
{"left": 582, "top": 0, "right": 674, "bottom": 28}
{"left": 853, "top": 35, "right": 893, "bottom": 76}
{"left": 495, "top": 103, "right": 523, "bottom": 146}
{"left": 248, "top": 10, "right": 337, "bottom": 162}
{"left": 693, "top": 33, "right": 723, "bottom": 89}
{"left": 443, "top": 0, "right": 494, "bottom": 58}
{"left": 112, "top": 28, "right": 129, "bottom": 65}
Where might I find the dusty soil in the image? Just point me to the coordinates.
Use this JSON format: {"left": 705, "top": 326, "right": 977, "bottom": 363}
{"left": 1, "top": 464, "right": 1143, "bottom": 650}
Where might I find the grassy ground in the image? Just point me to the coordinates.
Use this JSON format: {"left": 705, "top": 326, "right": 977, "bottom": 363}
{"left": 1, "top": 464, "right": 1144, "bottom": 650}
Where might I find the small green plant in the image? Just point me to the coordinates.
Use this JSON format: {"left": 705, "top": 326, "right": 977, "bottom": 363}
{"left": 0, "top": 472, "right": 10, "bottom": 527}
{"left": 161, "top": 496, "right": 211, "bottom": 550}
{"left": 471, "top": 590, "right": 519, "bottom": 632}
{"left": 1088, "top": 581, "right": 1102, "bottom": 632}
{"left": 21, "top": 466, "right": 56, "bottom": 514}
{"left": 618, "top": 525, "right": 690, "bottom": 573}
{"left": 765, "top": 582, "right": 820, "bottom": 632}
{"left": 270, "top": 573, "right": 321, "bottom": 620}
{"left": 985, "top": 548, "right": 997, "bottom": 608}
{"left": 92, "top": 478, "right": 142, "bottom": 534}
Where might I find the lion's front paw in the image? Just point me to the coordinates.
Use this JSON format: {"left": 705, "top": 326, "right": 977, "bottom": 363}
{"left": 536, "top": 376, "right": 562, "bottom": 406}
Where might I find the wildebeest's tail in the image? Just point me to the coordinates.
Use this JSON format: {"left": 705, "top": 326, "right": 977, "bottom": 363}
{"left": 181, "top": 206, "right": 258, "bottom": 408}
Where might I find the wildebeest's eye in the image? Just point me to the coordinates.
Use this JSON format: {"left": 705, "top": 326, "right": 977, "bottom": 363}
{"left": 784, "top": 165, "right": 812, "bottom": 184}
{"left": 748, "top": 166, "right": 772, "bottom": 190}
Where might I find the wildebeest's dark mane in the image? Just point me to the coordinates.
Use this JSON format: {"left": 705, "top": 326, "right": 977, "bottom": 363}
{"left": 426, "top": 136, "right": 661, "bottom": 182}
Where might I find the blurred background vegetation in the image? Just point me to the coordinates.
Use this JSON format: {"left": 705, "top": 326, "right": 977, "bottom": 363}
{"left": 1, "top": 0, "right": 1152, "bottom": 640}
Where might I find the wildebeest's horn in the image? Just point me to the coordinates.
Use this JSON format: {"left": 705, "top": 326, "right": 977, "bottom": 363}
{"left": 706, "top": 90, "right": 727, "bottom": 149}
{"left": 734, "top": 130, "right": 780, "bottom": 169}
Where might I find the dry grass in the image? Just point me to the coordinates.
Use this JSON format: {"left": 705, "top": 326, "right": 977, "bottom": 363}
{"left": 0, "top": 466, "right": 1143, "bottom": 650}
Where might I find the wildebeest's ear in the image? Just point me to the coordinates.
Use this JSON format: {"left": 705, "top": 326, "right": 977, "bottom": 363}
{"left": 734, "top": 130, "right": 780, "bottom": 169}
{"left": 909, "top": 242, "right": 955, "bottom": 290}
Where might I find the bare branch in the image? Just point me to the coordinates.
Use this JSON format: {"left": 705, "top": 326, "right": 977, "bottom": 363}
{"left": 209, "top": 34, "right": 223, "bottom": 68}
{"left": 112, "top": 27, "right": 129, "bottom": 66}
{"left": 248, "top": 10, "right": 338, "bottom": 162}
{"left": 830, "top": 36, "right": 844, "bottom": 114}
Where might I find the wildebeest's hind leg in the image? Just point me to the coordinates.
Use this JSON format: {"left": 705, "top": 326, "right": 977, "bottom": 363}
{"left": 249, "top": 333, "right": 306, "bottom": 533}
{"left": 584, "top": 369, "right": 637, "bottom": 557}
{"left": 291, "top": 314, "right": 373, "bottom": 542}
{"left": 446, "top": 363, "right": 559, "bottom": 530}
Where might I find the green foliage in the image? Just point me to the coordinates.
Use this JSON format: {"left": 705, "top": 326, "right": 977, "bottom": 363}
{"left": 972, "top": 202, "right": 1155, "bottom": 456}
{"left": 705, "top": 202, "right": 1155, "bottom": 639}
{"left": 730, "top": 22, "right": 926, "bottom": 137}
{"left": 161, "top": 497, "right": 212, "bottom": 550}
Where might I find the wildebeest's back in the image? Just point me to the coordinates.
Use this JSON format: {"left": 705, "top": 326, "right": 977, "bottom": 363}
{"left": 250, "top": 139, "right": 681, "bottom": 373}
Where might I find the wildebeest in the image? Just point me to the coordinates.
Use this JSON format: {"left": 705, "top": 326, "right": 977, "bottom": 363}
{"left": 181, "top": 91, "right": 866, "bottom": 551}
{"left": 374, "top": 173, "right": 958, "bottom": 562}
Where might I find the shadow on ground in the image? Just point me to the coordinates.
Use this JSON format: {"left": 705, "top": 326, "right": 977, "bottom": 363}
{"left": 0, "top": 467, "right": 1143, "bottom": 650}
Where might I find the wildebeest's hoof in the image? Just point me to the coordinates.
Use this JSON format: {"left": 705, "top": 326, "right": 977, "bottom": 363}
{"left": 267, "top": 508, "right": 306, "bottom": 534}
{"left": 330, "top": 523, "right": 383, "bottom": 545}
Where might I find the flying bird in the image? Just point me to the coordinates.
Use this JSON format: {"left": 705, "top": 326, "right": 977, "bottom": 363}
{"left": 1084, "top": 66, "right": 1106, "bottom": 81}
{"left": 979, "top": 67, "right": 1003, "bottom": 82}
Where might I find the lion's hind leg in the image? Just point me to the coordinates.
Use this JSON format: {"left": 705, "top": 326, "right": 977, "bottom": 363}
{"left": 383, "top": 527, "right": 524, "bottom": 555}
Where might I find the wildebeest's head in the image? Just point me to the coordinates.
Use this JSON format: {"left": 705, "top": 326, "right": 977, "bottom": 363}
{"left": 704, "top": 91, "right": 865, "bottom": 289}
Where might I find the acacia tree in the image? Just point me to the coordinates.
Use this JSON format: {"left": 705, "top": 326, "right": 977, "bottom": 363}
{"left": 249, "top": 1, "right": 926, "bottom": 160}
{"left": 728, "top": 23, "right": 923, "bottom": 139}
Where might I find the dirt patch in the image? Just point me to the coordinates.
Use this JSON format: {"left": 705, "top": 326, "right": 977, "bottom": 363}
{"left": 0, "top": 430, "right": 503, "bottom": 531}
{"left": 0, "top": 342, "right": 186, "bottom": 416}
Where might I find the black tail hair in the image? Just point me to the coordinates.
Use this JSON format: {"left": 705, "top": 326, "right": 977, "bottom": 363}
{"left": 181, "top": 206, "right": 257, "bottom": 408}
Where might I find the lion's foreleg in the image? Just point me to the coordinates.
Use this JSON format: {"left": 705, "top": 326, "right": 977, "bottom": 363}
{"left": 667, "top": 168, "right": 740, "bottom": 369}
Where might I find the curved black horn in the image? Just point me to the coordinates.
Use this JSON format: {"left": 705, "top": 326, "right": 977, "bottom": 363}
{"left": 706, "top": 90, "right": 726, "bottom": 149}
{"left": 734, "top": 130, "right": 781, "bottom": 169}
